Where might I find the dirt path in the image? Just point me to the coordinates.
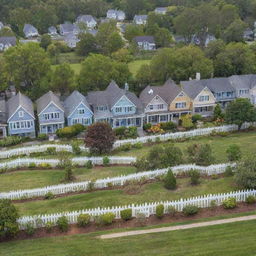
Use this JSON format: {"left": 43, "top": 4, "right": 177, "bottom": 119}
{"left": 99, "top": 215, "right": 256, "bottom": 239}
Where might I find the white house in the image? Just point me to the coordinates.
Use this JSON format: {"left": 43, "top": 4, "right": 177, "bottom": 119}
{"left": 155, "top": 7, "right": 167, "bottom": 15}
{"left": 107, "top": 10, "right": 125, "bottom": 21}
{"left": 133, "top": 15, "right": 148, "bottom": 25}
{"left": 134, "top": 36, "right": 156, "bottom": 51}
{"left": 23, "top": 24, "right": 39, "bottom": 38}
{"left": 76, "top": 15, "right": 97, "bottom": 28}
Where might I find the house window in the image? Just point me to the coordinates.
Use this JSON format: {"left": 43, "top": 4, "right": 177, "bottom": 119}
{"left": 160, "top": 115, "right": 167, "bottom": 122}
{"left": 239, "top": 89, "right": 249, "bottom": 95}
{"left": 78, "top": 108, "right": 85, "bottom": 114}
{"left": 115, "top": 107, "right": 122, "bottom": 113}
{"left": 158, "top": 104, "right": 164, "bottom": 110}
{"left": 18, "top": 111, "right": 24, "bottom": 118}
{"left": 149, "top": 105, "right": 154, "bottom": 110}
{"left": 199, "top": 95, "right": 210, "bottom": 102}
{"left": 175, "top": 102, "right": 186, "bottom": 109}
{"left": 97, "top": 106, "right": 107, "bottom": 111}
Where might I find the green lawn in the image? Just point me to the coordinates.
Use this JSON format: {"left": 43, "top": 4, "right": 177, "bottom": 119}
{"left": 51, "top": 63, "right": 82, "bottom": 75}
{"left": 128, "top": 59, "right": 151, "bottom": 77}
{"left": 1, "top": 218, "right": 256, "bottom": 256}
{"left": 15, "top": 176, "right": 235, "bottom": 216}
{"left": 114, "top": 131, "right": 256, "bottom": 162}
{"left": 0, "top": 166, "right": 136, "bottom": 192}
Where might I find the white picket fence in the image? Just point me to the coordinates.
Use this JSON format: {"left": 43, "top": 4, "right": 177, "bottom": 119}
{"left": 0, "top": 156, "right": 136, "bottom": 170}
{"left": 17, "top": 189, "right": 256, "bottom": 230}
{"left": 0, "top": 123, "right": 253, "bottom": 159}
{"left": 0, "top": 163, "right": 235, "bottom": 200}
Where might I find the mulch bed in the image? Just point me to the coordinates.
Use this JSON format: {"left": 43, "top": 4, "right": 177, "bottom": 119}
{"left": 1, "top": 202, "right": 256, "bottom": 243}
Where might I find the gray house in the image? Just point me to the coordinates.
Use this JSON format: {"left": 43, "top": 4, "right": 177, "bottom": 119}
{"left": 134, "top": 36, "right": 156, "bottom": 50}
{"left": 7, "top": 92, "right": 35, "bottom": 138}
{"left": 155, "top": 7, "right": 167, "bottom": 15}
{"left": 87, "top": 81, "right": 144, "bottom": 128}
{"left": 64, "top": 33, "right": 80, "bottom": 48}
{"left": 23, "top": 24, "right": 39, "bottom": 38}
{"left": 64, "top": 90, "right": 93, "bottom": 126}
{"left": 59, "top": 24, "right": 80, "bottom": 36}
{"left": 133, "top": 15, "right": 148, "bottom": 25}
{"left": 36, "top": 91, "right": 65, "bottom": 134}
{"left": 48, "top": 26, "right": 58, "bottom": 36}
{"left": 0, "top": 99, "right": 7, "bottom": 137}
{"left": 76, "top": 15, "right": 97, "bottom": 28}
{"left": 107, "top": 10, "right": 125, "bottom": 21}
{"left": 0, "top": 37, "right": 16, "bottom": 51}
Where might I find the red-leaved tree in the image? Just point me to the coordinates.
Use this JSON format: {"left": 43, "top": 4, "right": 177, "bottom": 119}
{"left": 85, "top": 122, "right": 116, "bottom": 154}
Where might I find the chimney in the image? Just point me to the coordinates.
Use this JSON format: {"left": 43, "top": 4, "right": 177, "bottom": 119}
{"left": 124, "top": 82, "right": 129, "bottom": 91}
{"left": 196, "top": 72, "right": 201, "bottom": 80}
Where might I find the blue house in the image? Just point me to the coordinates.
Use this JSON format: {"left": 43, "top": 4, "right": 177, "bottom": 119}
{"left": 64, "top": 90, "right": 93, "bottom": 126}
{"left": 36, "top": 91, "right": 65, "bottom": 134}
{"left": 87, "top": 81, "right": 144, "bottom": 128}
{"left": 7, "top": 92, "right": 35, "bottom": 137}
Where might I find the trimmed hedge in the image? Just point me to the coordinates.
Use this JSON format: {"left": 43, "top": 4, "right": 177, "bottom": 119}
{"left": 56, "top": 124, "right": 85, "bottom": 138}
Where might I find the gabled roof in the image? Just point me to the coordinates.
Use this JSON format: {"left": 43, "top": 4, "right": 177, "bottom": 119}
{"left": 0, "top": 37, "right": 16, "bottom": 46}
{"left": 7, "top": 92, "right": 34, "bottom": 120}
{"left": 107, "top": 9, "right": 125, "bottom": 16}
{"left": 155, "top": 7, "right": 167, "bottom": 12}
{"left": 87, "top": 81, "right": 143, "bottom": 114}
{"left": 48, "top": 26, "right": 57, "bottom": 33}
{"left": 60, "top": 23, "right": 76, "bottom": 33}
{"left": 36, "top": 91, "right": 64, "bottom": 115}
{"left": 64, "top": 90, "right": 92, "bottom": 117}
{"left": 181, "top": 80, "right": 207, "bottom": 99}
{"left": 229, "top": 74, "right": 256, "bottom": 90}
{"left": 76, "top": 15, "right": 96, "bottom": 24}
{"left": 134, "top": 36, "right": 155, "bottom": 44}
{"left": 134, "top": 15, "right": 148, "bottom": 21}
{"left": 23, "top": 24, "right": 38, "bottom": 35}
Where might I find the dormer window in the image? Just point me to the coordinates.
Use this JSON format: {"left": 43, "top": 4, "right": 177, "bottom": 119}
{"left": 18, "top": 111, "right": 24, "bottom": 118}
{"left": 199, "top": 95, "right": 209, "bottom": 102}
{"left": 78, "top": 108, "right": 85, "bottom": 114}
{"left": 178, "top": 92, "right": 184, "bottom": 97}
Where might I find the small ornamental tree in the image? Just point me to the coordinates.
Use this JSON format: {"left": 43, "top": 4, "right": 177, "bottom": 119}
{"left": 225, "top": 98, "right": 256, "bottom": 129}
{"left": 213, "top": 103, "right": 224, "bottom": 120}
{"left": 180, "top": 114, "right": 194, "bottom": 129}
{"left": 226, "top": 144, "right": 242, "bottom": 162}
{"left": 187, "top": 144, "right": 214, "bottom": 166}
{"left": 0, "top": 199, "right": 19, "bottom": 239}
{"left": 164, "top": 169, "right": 177, "bottom": 190}
{"left": 85, "top": 122, "right": 116, "bottom": 154}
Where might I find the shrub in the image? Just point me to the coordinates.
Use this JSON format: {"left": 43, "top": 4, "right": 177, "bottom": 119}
{"left": 143, "top": 123, "right": 152, "bottom": 131}
{"left": 192, "top": 114, "right": 203, "bottom": 123}
{"left": 64, "top": 165, "right": 74, "bottom": 182}
{"left": 35, "top": 218, "right": 43, "bottom": 228}
{"left": 44, "top": 192, "right": 54, "bottom": 200}
{"left": 57, "top": 216, "right": 69, "bottom": 232}
{"left": 45, "top": 221, "right": 54, "bottom": 233}
{"left": 224, "top": 166, "right": 234, "bottom": 177}
{"left": 72, "top": 141, "right": 81, "bottom": 155}
{"left": 133, "top": 142, "right": 143, "bottom": 149}
{"left": 183, "top": 205, "right": 199, "bottom": 216}
{"left": 164, "top": 169, "right": 176, "bottom": 190}
{"left": 25, "top": 221, "right": 35, "bottom": 236}
{"left": 38, "top": 134, "right": 47, "bottom": 141}
{"left": 136, "top": 212, "right": 146, "bottom": 226}
{"left": 226, "top": 144, "right": 242, "bottom": 162}
{"left": 0, "top": 199, "right": 19, "bottom": 238}
{"left": 85, "top": 160, "right": 93, "bottom": 169}
{"left": 134, "top": 156, "right": 150, "bottom": 172}
{"left": 0, "top": 136, "right": 23, "bottom": 147}
{"left": 156, "top": 204, "right": 164, "bottom": 219}
{"left": 245, "top": 195, "right": 256, "bottom": 204}
{"left": 77, "top": 214, "right": 90, "bottom": 227}
{"left": 210, "top": 200, "right": 217, "bottom": 208}
{"left": 187, "top": 144, "right": 214, "bottom": 166}
{"left": 103, "top": 156, "right": 110, "bottom": 166}
{"left": 167, "top": 206, "right": 176, "bottom": 216}
{"left": 180, "top": 114, "right": 194, "bottom": 129}
{"left": 28, "top": 162, "right": 36, "bottom": 169}
{"left": 120, "top": 209, "right": 132, "bottom": 221}
{"left": 189, "top": 170, "right": 200, "bottom": 185}
{"left": 160, "top": 121, "right": 177, "bottom": 131}
{"left": 56, "top": 124, "right": 85, "bottom": 139}
{"left": 222, "top": 197, "right": 237, "bottom": 209}
{"left": 87, "top": 182, "right": 95, "bottom": 191}
{"left": 119, "top": 143, "right": 132, "bottom": 151}
{"left": 100, "top": 212, "right": 115, "bottom": 225}
{"left": 46, "top": 147, "right": 56, "bottom": 155}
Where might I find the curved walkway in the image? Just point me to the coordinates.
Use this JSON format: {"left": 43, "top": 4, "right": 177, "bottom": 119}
{"left": 99, "top": 215, "right": 256, "bottom": 239}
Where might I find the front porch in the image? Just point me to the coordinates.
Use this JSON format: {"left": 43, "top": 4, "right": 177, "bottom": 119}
{"left": 40, "top": 123, "right": 64, "bottom": 134}
{"left": 112, "top": 116, "right": 143, "bottom": 128}
{"left": 193, "top": 105, "right": 215, "bottom": 117}
{"left": 146, "top": 111, "right": 191, "bottom": 124}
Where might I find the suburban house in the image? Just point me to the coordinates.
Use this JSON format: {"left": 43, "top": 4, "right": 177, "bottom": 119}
{"left": 7, "top": 92, "right": 35, "bottom": 137}
{"left": 59, "top": 24, "right": 80, "bottom": 36}
{"left": 23, "top": 24, "right": 39, "bottom": 38}
{"left": 155, "top": 7, "right": 167, "bottom": 15}
{"left": 181, "top": 80, "right": 216, "bottom": 117}
{"left": 0, "top": 98, "right": 7, "bottom": 138}
{"left": 229, "top": 74, "right": 256, "bottom": 104}
{"left": 64, "top": 90, "right": 93, "bottom": 126}
{"left": 133, "top": 15, "right": 148, "bottom": 25}
{"left": 48, "top": 26, "right": 58, "bottom": 36}
{"left": 64, "top": 33, "right": 80, "bottom": 48}
{"left": 76, "top": 15, "right": 97, "bottom": 28}
{"left": 0, "top": 37, "right": 16, "bottom": 51}
{"left": 87, "top": 81, "right": 144, "bottom": 128}
{"left": 36, "top": 91, "right": 65, "bottom": 134}
{"left": 134, "top": 36, "right": 156, "bottom": 50}
{"left": 184, "top": 78, "right": 236, "bottom": 108}
{"left": 107, "top": 9, "right": 125, "bottom": 21}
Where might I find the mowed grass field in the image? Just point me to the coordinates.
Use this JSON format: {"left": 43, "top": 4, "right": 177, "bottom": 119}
{"left": 1, "top": 218, "right": 256, "bottom": 256}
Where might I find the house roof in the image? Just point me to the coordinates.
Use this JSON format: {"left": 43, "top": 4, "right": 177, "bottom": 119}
{"left": 134, "top": 36, "right": 155, "bottom": 44}
{"left": 23, "top": 24, "right": 38, "bottom": 35}
{"left": 60, "top": 23, "right": 76, "bottom": 33}
{"left": 87, "top": 81, "right": 143, "bottom": 115}
{"left": 48, "top": 26, "right": 57, "bottom": 33}
{"left": 134, "top": 15, "right": 148, "bottom": 21}
{"left": 76, "top": 15, "right": 96, "bottom": 24}
{"left": 0, "top": 37, "right": 16, "bottom": 46}
{"left": 0, "top": 99, "right": 6, "bottom": 123}
{"left": 181, "top": 80, "right": 207, "bottom": 99}
{"left": 228, "top": 74, "right": 256, "bottom": 90}
{"left": 64, "top": 90, "right": 91, "bottom": 117}
{"left": 36, "top": 91, "right": 64, "bottom": 115}
{"left": 107, "top": 9, "right": 125, "bottom": 16}
{"left": 7, "top": 92, "right": 34, "bottom": 120}
{"left": 155, "top": 7, "right": 167, "bottom": 12}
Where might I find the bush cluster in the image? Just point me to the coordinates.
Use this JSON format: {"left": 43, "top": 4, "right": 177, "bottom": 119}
{"left": 57, "top": 216, "right": 69, "bottom": 232}
{"left": 0, "top": 136, "right": 24, "bottom": 147}
{"left": 245, "top": 195, "right": 256, "bottom": 204}
{"left": 77, "top": 214, "right": 91, "bottom": 227}
{"left": 96, "top": 213, "right": 115, "bottom": 226}
{"left": 56, "top": 124, "right": 85, "bottom": 138}
{"left": 37, "top": 134, "right": 48, "bottom": 141}
{"left": 189, "top": 170, "right": 200, "bottom": 185}
{"left": 120, "top": 209, "right": 132, "bottom": 221}
{"left": 222, "top": 197, "right": 237, "bottom": 209}
{"left": 156, "top": 204, "right": 164, "bottom": 219}
{"left": 182, "top": 205, "right": 199, "bottom": 216}
{"left": 114, "top": 126, "right": 138, "bottom": 139}
{"left": 164, "top": 169, "right": 177, "bottom": 190}
{"left": 44, "top": 192, "right": 54, "bottom": 200}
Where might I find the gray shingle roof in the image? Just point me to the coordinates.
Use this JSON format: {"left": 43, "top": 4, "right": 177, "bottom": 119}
{"left": 134, "top": 15, "right": 148, "bottom": 22}
{"left": 64, "top": 90, "right": 91, "bottom": 117}
{"left": 60, "top": 23, "right": 76, "bottom": 33}
{"left": 76, "top": 15, "right": 96, "bottom": 24}
{"left": 0, "top": 37, "right": 16, "bottom": 46}
{"left": 7, "top": 92, "right": 34, "bottom": 120}
{"left": 36, "top": 91, "right": 64, "bottom": 115}
{"left": 134, "top": 36, "right": 155, "bottom": 44}
{"left": 155, "top": 7, "right": 167, "bottom": 12}
{"left": 229, "top": 74, "right": 256, "bottom": 90}
{"left": 23, "top": 24, "right": 38, "bottom": 35}
{"left": 181, "top": 80, "right": 206, "bottom": 99}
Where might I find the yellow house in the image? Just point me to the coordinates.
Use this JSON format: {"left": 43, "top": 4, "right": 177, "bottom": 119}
{"left": 181, "top": 80, "right": 216, "bottom": 117}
